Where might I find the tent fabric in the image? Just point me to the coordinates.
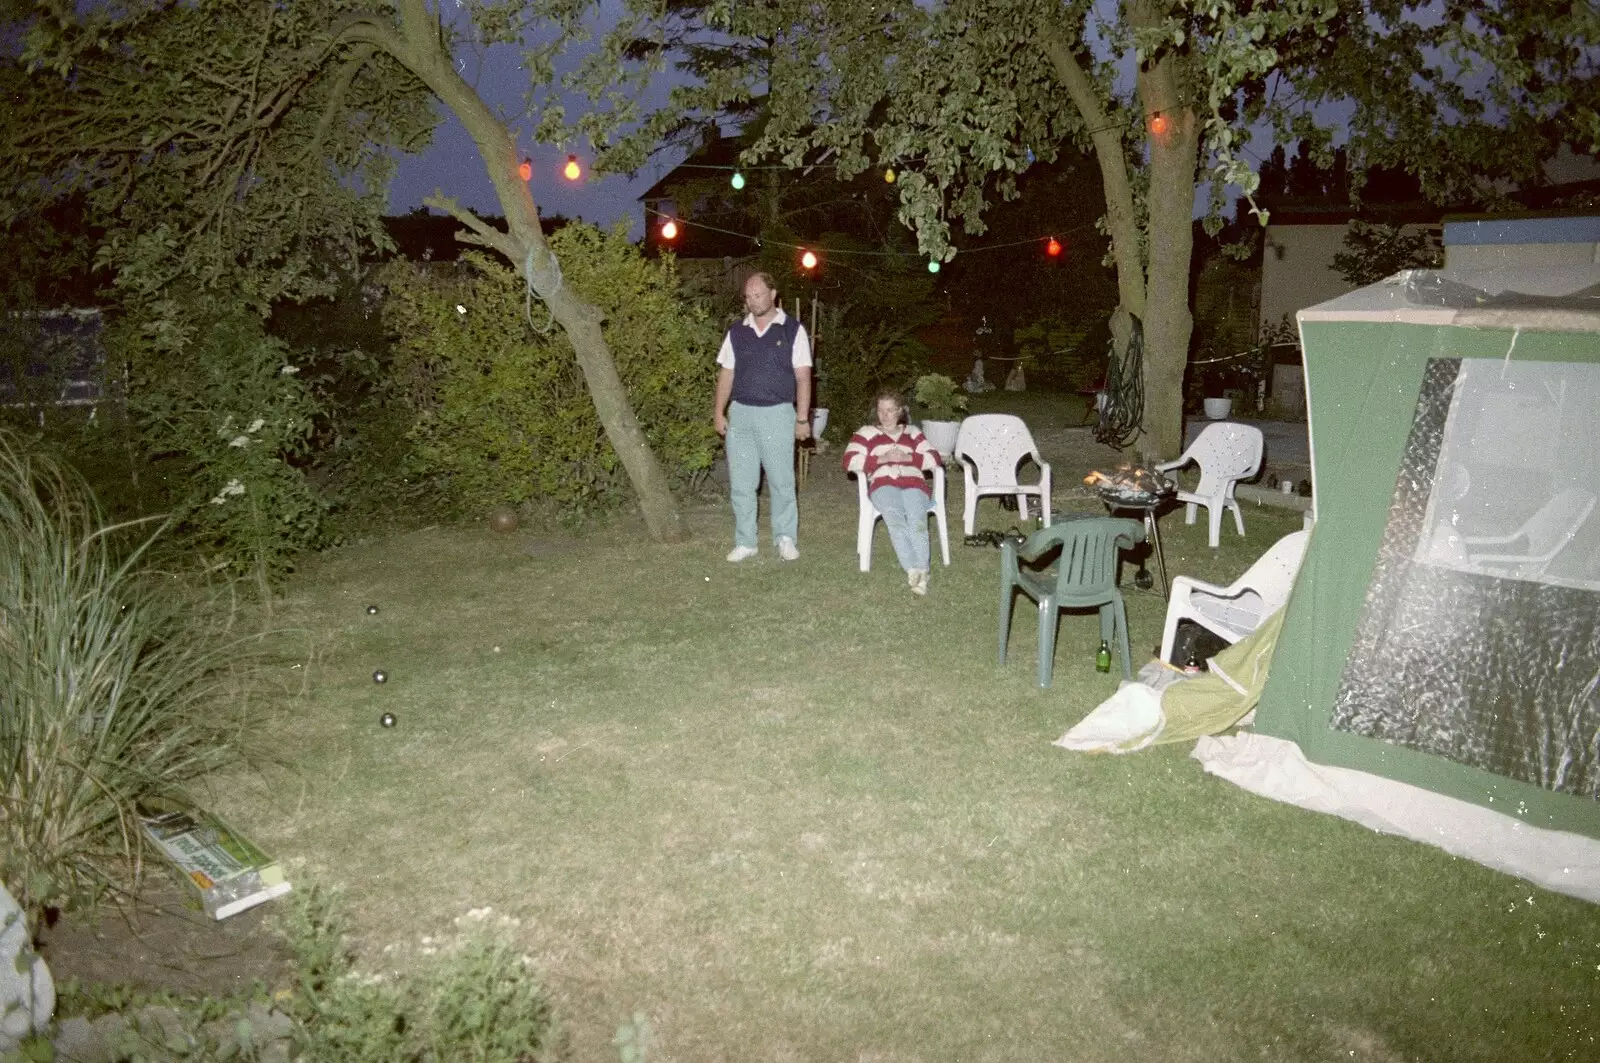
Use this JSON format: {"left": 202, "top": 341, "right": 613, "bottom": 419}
{"left": 1055, "top": 610, "right": 1285, "bottom": 754}
{"left": 1192, "top": 732, "right": 1600, "bottom": 905}
{"left": 1251, "top": 263, "right": 1600, "bottom": 855}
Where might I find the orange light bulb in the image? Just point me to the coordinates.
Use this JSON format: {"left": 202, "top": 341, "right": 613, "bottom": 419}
{"left": 518, "top": 159, "right": 532, "bottom": 182}
{"left": 800, "top": 249, "right": 818, "bottom": 270}
{"left": 1149, "top": 113, "right": 1170, "bottom": 137}
{"left": 660, "top": 219, "right": 679, "bottom": 240}
{"left": 563, "top": 154, "right": 581, "bottom": 181}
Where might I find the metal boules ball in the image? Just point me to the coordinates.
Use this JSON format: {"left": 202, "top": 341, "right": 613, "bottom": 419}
{"left": 380, "top": 712, "right": 397, "bottom": 728}
{"left": 489, "top": 507, "right": 519, "bottom": 534}
{"left": 366, "top": 604, "right": 379, "bottom": 615}
{"left": 373, "top": 670, "right": 388, "bottom": 684}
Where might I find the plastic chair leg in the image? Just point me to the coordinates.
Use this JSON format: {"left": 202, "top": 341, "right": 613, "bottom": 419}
{"left": 1229, "top": 499, "right": 1246, "bottom": 537}
{"left": 1018, "top": 494, "right": 1030, "bottom": 522}
{"left": 1037, "top": 601, "right": 1058, "bottom": 688}
{"left": 1113, "top": 596, "right": 1132, "bottom": 680}
{"left": 1185, "top": 501, "right": 1199, "bottom": 525}
{"left": 998, "top": 584, "right": 1014, "bottom": 666}
{"left": 1207, "top": 503, "right": 1223, "bottom": 549}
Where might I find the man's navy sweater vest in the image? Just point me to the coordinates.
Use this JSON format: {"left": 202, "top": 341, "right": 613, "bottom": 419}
{"left": 729, "top": 314, "right": 800, "bottom": 407}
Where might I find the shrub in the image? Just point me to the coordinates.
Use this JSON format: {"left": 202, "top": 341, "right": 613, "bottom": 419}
{"left": 812, "top": 307, "right": 926, "bottom": 439}
{"left": 0, "top": 432, "right": 259, "bottom": 915}
{"left": 283, "top": 882, "right": 562, "bottom": 1063}
{"left": 108, "top": 297, "right": 325, "bottom": 589}
{"left": 913, "top": 373, "right": 968, "bottom": 422}
{"left": 378, "top": 225, "right": 719, "bottom": 521}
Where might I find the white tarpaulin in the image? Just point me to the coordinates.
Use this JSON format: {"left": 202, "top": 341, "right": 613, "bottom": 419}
{"left": 1192, "top": 731, "right": 1600, "bottom": 904}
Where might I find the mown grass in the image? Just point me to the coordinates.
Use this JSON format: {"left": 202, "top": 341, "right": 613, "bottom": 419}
{"left": 209, "top": 404, "right": 1600, "bottom": 1063}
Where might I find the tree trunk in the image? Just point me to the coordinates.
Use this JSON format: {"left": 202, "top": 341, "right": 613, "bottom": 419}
{"left": 352, "top": 3, "right": 688, "bottom": 543}
{"left": 1133, "top": 9, "right": 1200, "bottom": 464}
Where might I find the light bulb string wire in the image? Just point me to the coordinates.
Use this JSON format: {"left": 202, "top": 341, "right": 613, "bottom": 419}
{"left": 643, "top": 205, "right": 1095, "bottom": 260}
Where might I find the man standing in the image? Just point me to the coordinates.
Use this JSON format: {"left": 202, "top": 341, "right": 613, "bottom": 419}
{"left": 713, "top": 271, "right": 812, "bottom": 562}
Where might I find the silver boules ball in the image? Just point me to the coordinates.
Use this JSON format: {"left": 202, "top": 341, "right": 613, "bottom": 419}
{"left": 380, "top": 712, "right": 397, "bottom": 728}
{"left": 366, "top": 604, "right": 379, "bottom": 615}
{"left": 373, "top": 670, "right": 388, "bottom": 684}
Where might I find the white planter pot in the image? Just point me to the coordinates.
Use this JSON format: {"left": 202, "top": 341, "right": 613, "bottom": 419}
{"left": 920, "top": 419, "right": 961, "bottom": 457}
{"left": 810, "top": 408, "right": 829, "bottom": 438}
{"left": 1203, "top": 397, "right": 1233, "bottom": 420}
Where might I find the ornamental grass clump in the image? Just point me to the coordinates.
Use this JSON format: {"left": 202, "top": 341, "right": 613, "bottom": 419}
{"left": 0, "top": 432, "right": 261, "bottom": 915}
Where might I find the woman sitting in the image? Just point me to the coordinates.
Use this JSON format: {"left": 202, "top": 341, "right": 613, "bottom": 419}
{"left": 842, "top": 390, "right": 944, "bottom": 595}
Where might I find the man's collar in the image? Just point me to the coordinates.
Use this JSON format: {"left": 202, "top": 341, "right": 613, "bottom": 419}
{"left": 743, "top": 307, "right": 788, "bottom": 329}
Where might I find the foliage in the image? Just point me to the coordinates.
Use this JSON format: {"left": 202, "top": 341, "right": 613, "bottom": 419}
{"left": 283, "top": 881, "right": 562, "bottom": 1063}
{"left": 0, "top": 433, "right": 260, "bottom": 916}
{"left": 4, "top": 0, "right": 695, "bottom": 543}
{"left": 6, "top": 0, "right": 431, "bottom": 310}
{"left": 812, "top": 306, "right": 928, "bottom": 439}
{"left": 378, "top": 225, "right": 719, "bottom": 520}
{"left": 1332, "top": 220, "right": 1444, "bottom": 289}
{"left": 108, "top": 298, "right": 325, "bottom": 588}
{"left": 1012, "top": 314, "right": 1098, "bottom": 391}
{"left": 600, "top": 0, "right": 1600, "bottom": 461}
{"left": 913, "top": 373, "right": 967, "bottom": 423}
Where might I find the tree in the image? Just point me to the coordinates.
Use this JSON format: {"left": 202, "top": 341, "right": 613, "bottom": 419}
{"left": 5, "top": 0, "right": 693, "bottom": 542}
{"left": 1332, "top": 220, "right": 1443, "bottom": 289}
{"left": 618, "top": 1, "right": 1600, "bottom": 460}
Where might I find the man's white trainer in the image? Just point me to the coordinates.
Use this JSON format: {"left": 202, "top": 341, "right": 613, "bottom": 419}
{"left": 777, "top": 536, "right": 800, "bottom": 561}
{"left": 726, "top": 545, "right": 759, "bottom": 562}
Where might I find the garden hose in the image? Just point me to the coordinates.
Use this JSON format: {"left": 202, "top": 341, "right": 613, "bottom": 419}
{"left": 1096, "top": 311, "right": 1144, "bottom": 450}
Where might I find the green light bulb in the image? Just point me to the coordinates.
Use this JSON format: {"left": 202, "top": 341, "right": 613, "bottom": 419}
{"left": 927, "top": 259, "right": 941, "bottom": 273}
{"left": 731, "top": 171, "right": 746, "bottom": 190}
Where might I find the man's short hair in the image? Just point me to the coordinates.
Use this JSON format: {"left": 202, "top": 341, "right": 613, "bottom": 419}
{"left": 746, "top": 270, "right": 778, "bottom": 293}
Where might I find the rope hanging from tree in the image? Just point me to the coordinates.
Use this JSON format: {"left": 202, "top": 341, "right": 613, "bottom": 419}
{"left": 522, "top": 244, "right": 562, "bottom": 335}
{"left": 1095, "top": 310, "right": 1144, "bottom": 450}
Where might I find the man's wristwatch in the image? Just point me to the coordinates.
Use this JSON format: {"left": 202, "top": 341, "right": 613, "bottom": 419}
{"left": 796, "top": 416, "right": 809, "bottom": 424}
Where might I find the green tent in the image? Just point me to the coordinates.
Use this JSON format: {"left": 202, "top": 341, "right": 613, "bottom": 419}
{"left": 1202, "top": 261, "right": 1600, "bottom": 901}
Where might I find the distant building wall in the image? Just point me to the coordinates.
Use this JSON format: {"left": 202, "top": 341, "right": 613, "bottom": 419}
{"left": 1443, "top": 216, "right": 1600, "bottom": 274}
{"left": 1258, "top": 222, "right": 1440, "bottom": 338}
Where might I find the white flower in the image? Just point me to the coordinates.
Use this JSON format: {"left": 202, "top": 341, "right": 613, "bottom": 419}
{"left": 209, "top": 478, "right": 245, "bottom": 505}
{"left": 246, "top": 418, "right": 265, "bottom": 433}
{"left": 228, "top": 435, "right": 250, "bottom": 448}
{"left": 280, "top": 365, "right": 300, "bottom": 375}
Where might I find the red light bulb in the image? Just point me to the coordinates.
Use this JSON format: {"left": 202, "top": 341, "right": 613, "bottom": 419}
{"left": 518, "top": 159, "right": 532, "bottom": 182}
{"left": 1046, "top": 237, "right": 1062, "bottom": 257}
{"left": 660, "top": 219, "right": 679, "bottom": 241}
{"left": 800, "top": 249, "right": 818, "bottom": 270}
{"left": 1149, "top": 113, "right": 1170, "bottom": 137}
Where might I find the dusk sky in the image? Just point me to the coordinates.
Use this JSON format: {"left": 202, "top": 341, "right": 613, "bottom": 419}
{"left": 385, "top": 15, "right": 689, "bottom": 236}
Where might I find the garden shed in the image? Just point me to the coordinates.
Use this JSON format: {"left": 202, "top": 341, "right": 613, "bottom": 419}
{"left": 1197, "top": 262, "right": 1600, "bottom": 902}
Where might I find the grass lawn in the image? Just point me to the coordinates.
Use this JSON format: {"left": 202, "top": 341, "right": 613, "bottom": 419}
{"left": 212, "top": 396, "right": 1600, "bottom": 1062}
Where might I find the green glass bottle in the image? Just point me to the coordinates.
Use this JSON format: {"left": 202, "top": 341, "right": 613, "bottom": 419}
{"left": 1095, "top": 640, "right": 1112, "bottom": 674}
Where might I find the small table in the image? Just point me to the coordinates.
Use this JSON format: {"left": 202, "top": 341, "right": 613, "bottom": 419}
{"left": 796, "top": 439, "right": 816, "bottom": 488}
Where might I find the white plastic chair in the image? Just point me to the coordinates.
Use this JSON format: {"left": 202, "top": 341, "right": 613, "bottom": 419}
{"left": 852, "top": 465, "right": 951, "bottom": 573}
{"left": 1159, "top": 529, "right": 1309, "bottom": 664}
{"left": 1465, "top": 488, "right": 1596, "bottom": 579}
{"left": 1155, "top": 422, "right": 1264, "bottom": 548}
{"left": 952, "top": 414, "right": 1052, "bottom": 536}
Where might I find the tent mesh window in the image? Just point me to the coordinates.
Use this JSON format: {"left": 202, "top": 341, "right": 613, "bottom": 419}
{"left": 1331, "top": 357, "right": 1600, "bottom": 798}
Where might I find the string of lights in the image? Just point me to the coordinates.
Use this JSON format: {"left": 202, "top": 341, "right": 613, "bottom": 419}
{"left": 642, "top": 204, "right": 1093, "bottom": 273}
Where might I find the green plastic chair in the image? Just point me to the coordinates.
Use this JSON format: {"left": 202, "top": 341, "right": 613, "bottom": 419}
{"left": 999, "top": 516, "right": 1145, "bottom": 687}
